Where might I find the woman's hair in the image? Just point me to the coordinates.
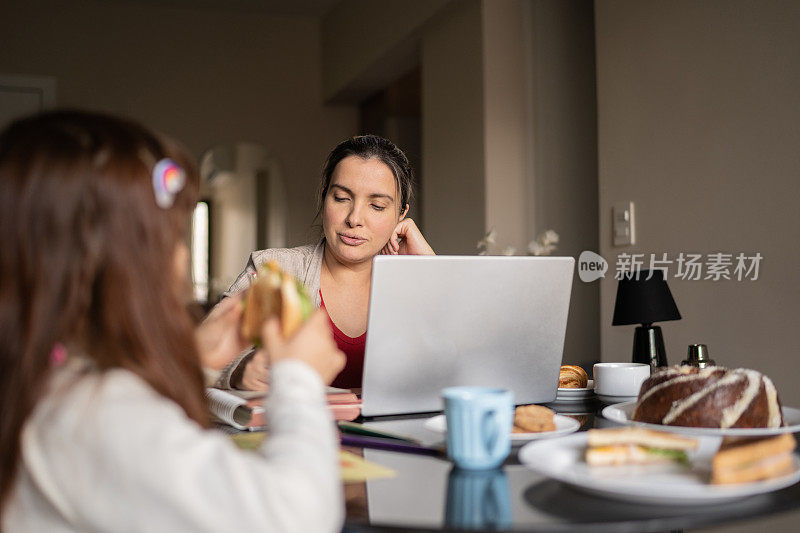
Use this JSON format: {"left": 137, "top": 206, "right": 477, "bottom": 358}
{"left": 317, "top": 134, "right": 414, "bottom": 219}
{"left": 0, "top": 110, "right": 207, "bottom": 514}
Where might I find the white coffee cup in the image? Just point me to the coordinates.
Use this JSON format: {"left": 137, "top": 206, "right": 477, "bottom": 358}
{"left": 593, "top": 363, "right": 651, "bottom": 397}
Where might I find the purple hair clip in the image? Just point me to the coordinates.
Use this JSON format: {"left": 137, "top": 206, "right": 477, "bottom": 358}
{"left": 152, "top": 158, "right": 186, "bottom": 209}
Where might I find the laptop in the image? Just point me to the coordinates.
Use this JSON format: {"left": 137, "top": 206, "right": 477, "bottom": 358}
{"left": 360, "top": 255, "right": 575, "bottom": 417}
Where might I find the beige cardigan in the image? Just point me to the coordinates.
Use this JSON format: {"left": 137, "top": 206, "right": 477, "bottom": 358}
{"left": 215, "top": 241, "right": 325, "bottom": 389}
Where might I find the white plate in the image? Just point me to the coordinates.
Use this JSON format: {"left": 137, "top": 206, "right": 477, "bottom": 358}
{"left": 602, "top": 402, "right": 800, "bottom": 437}
{"left": 553, "top": 394, "right": 597, "bottom": 403}
{"left": 424, "top": 413, "right": 580, "bottom": 441}
{"left": 557, "top": 379, "right": 594, "bottom": 396}
{"left": 519, "top": 432, "right": 800, "bottom": 505}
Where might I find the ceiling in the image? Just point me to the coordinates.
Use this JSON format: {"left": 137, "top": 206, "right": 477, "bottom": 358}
{"left": 108, "top": 0, "right": 342, "bottom": 17}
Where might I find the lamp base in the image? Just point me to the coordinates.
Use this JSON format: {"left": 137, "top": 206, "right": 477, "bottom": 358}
{"left": 632, "top": 325, "right": 668, "bottom": 372}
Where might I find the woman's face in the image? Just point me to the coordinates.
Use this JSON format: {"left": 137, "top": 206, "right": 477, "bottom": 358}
{"left": 322, "top": 155, "right": 405, "bottom": 266}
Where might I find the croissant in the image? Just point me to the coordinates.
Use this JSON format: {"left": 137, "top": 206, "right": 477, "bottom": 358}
{"left": 559, "top": 365, "right": 588, "bottom": 389}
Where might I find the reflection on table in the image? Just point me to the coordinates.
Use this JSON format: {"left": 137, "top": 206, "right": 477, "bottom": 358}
{"left": 343, "top": 399, "right": 800, "bottom": 532}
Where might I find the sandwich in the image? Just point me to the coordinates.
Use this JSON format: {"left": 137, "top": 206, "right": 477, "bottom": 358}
{"left": 585, "top": 428, "right": 698, "bottom": 466}
{"left": 240, "top": 261, "right": 314, "bottom": 344}
{"left": 711, "top": 434, "right": 796, "bottom": 484}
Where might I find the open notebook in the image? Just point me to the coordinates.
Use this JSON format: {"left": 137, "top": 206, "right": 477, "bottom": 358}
{"left": 206, "top": 386, "right": 361, "bottom": 430}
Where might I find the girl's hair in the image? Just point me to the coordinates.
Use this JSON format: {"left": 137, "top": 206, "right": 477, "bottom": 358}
{"left": 316, "top": 134, "right": 414, "bottom": 219}
{"left": 0, "top": 110, "right": 207, "bottom": 515}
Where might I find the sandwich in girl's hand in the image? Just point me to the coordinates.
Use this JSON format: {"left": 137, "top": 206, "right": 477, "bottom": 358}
{"left": 240, "top": 261, "right": 314, "bottom": 344}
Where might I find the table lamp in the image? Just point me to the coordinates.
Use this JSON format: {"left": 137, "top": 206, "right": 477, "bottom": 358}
{"left": 612, "top": 269, "right": 681, "bottom": 371}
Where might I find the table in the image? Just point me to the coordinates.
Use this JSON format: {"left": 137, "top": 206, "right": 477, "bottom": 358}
{"left": 341, "top": 399, "right": 800, "bottom": 532}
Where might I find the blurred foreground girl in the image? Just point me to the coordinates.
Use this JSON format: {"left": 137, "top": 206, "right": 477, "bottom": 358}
{"left": 0, "top": 111, "right": 345, "bottom": 532}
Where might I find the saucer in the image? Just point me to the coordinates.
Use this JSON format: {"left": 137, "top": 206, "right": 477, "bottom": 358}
{"left": 556, "top": 380, "right": 595, "bottom": 402}
{"left": 596, "top": 393, "right": 638, "bottom": 404}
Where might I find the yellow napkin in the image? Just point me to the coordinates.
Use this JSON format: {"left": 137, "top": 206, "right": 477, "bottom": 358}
{"left": 230, "top": 431, "right": 266, "bottom": 450}
{"left": 339, "top": 450, "right": 396, "bottom": 483}
{"left": 229, "top": 433, "right": 396, "bottom": 482}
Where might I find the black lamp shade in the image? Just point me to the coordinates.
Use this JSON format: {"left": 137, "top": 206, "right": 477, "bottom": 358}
{"left": 612, "top": 269, "right": 681, "bottom": 326}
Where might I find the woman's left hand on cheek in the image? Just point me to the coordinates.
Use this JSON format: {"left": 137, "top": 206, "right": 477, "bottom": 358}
{"left": 381, "top": 218, "right": 435, "bottom": 256}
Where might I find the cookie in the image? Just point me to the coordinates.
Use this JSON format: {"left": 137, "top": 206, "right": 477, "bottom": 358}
{"left": 513, "top": 404, "right": 555, "bottom": 432}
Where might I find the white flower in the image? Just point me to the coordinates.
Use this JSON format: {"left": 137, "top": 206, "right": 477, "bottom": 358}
{"left": 477, "top": 228, "right": 559, "bottom": 257}
{"left": 477, "top": 227, "right": 498, "bottom": 255}
{"left": 528, "top": 230, "right": 560, "bottom": 256}
{"left": 501, "top": 246, "right": 517, "bottom": 256}
{"left": 476, "top": 228, "right": 497, "bottom": 250}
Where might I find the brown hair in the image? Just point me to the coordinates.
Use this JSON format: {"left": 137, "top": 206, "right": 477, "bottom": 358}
{"left": 0, "top": 110, "right": 207, "bottom": 517}
{"left": 316, "top": 134, "right": 414, "bottom": 220}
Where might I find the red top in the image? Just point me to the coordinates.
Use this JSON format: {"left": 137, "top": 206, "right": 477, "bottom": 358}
{"left": 319, "top": 291, "right": 366, "bottom": 389}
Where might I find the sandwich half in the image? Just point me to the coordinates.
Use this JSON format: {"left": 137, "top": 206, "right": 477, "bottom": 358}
{"left": 711, "top": 434, "right": 796, "bottom": 484}
{"left": 240, "top": 261, "right": 314, "bottom": 343}
{"left": 586, "top": 428, "right": 698, "bottom": 466}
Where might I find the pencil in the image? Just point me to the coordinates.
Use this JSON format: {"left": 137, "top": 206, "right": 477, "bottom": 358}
{"left": 337, "top": 421, "right": 421, "bottom": 444}
{"left": 340, "top": 434, "right": 446, "bottom": 457}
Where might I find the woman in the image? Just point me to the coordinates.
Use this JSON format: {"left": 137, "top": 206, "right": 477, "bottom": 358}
{"left": 0, "top": 111, "right": 345, "bottom": 531}
{"left": 219, "top": 135, "right": 434, "bottom": 391}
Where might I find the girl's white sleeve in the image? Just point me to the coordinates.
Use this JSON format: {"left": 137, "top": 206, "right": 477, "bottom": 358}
{"left": 19, "top": 359, "right": 343, "bottom": 533}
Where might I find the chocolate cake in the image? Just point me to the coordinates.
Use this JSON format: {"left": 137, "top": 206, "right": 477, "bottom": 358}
{"left": 631, "top": 366, "right": 784, "bottom": 428}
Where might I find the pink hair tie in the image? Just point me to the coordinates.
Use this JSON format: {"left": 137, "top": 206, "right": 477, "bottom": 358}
{"left": 50, "top": 343, "right": 67, "bottom": 366}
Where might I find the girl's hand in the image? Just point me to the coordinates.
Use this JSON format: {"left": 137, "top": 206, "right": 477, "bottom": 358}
{"left": 263, "top": 310, "right": 346, "bottom": 385}
{"left": 239, "top": 349, "right": 270, "bottom": 391}
{"left": 381, "top": 218, "right": 435, "bottom": 256}
{"left": 196, "top": 294, "right": 248, "bottom": 371}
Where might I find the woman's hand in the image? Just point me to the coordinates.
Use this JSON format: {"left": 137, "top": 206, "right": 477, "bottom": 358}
{"left": 381, "top": 218, "right": 435, "bottom": 256}
{"left": 196, "top": 294, "right": 248, "bottom": 371}
{"left": 263, "top": 309, "right": 346, "bottom": 385}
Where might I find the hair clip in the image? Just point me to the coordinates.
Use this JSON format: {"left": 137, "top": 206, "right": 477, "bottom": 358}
{"left": 152, "top": 158, "right": 186, "bottom": 209}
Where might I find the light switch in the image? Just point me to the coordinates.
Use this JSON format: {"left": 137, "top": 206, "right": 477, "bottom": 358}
{"left": 612, "top": 202, "right": 635, "bottom": 246}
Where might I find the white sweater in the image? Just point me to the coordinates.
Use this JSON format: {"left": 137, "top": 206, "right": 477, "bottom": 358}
{"left": 3, "top": 357, "right": 343, "bottom": 533}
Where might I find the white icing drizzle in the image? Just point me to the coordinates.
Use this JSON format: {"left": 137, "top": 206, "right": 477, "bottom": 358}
{"left": 637, "top": 366, "right": 718, "bottom": 405}
{"left": 659, "top": 368, "right": 779, "bottom": 428}
{"left": 763, "top": 376, "right": 783, "bottom": 427}
{"left": 662, "top": 371, "right": 744, "bottom": 425}
{"left": 636, "top": 365, "right": 783, "bottom": 428}
{"left": 718, "top": 369, "right": 762, "bottom": 428}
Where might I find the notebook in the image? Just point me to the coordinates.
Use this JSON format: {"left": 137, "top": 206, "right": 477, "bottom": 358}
{"left": 360, "top": 255, "right": 574, "bottom": 416}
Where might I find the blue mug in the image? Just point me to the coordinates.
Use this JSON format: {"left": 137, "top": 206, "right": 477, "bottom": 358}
{"left": 442, "top": 387, "right": 514, "bottom": 470}
{"left": 445, "top": 467, "right": 512, "bottom": 529}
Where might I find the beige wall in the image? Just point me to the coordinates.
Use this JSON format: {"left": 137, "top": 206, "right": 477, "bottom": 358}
{"left": 527, "top": 0, "right": 599, "bottom": 366}
{"left": 421, "top": 0, "right": 487, "bottom": 254}
{"left": 595, "top": 0, "right": 800, "bottom": 412}
{"left": 1, "top": 0, "right": 357, "bottom": 266}
{"left": 421, "top": 0, "right": 532, "bottom": 256}
{"left": 483, "top": 0, "right": 529, "bottom": 254}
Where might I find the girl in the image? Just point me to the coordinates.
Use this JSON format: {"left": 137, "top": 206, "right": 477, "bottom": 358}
{"left": 0, "top": 111, "right": 345, "bottom": 532}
